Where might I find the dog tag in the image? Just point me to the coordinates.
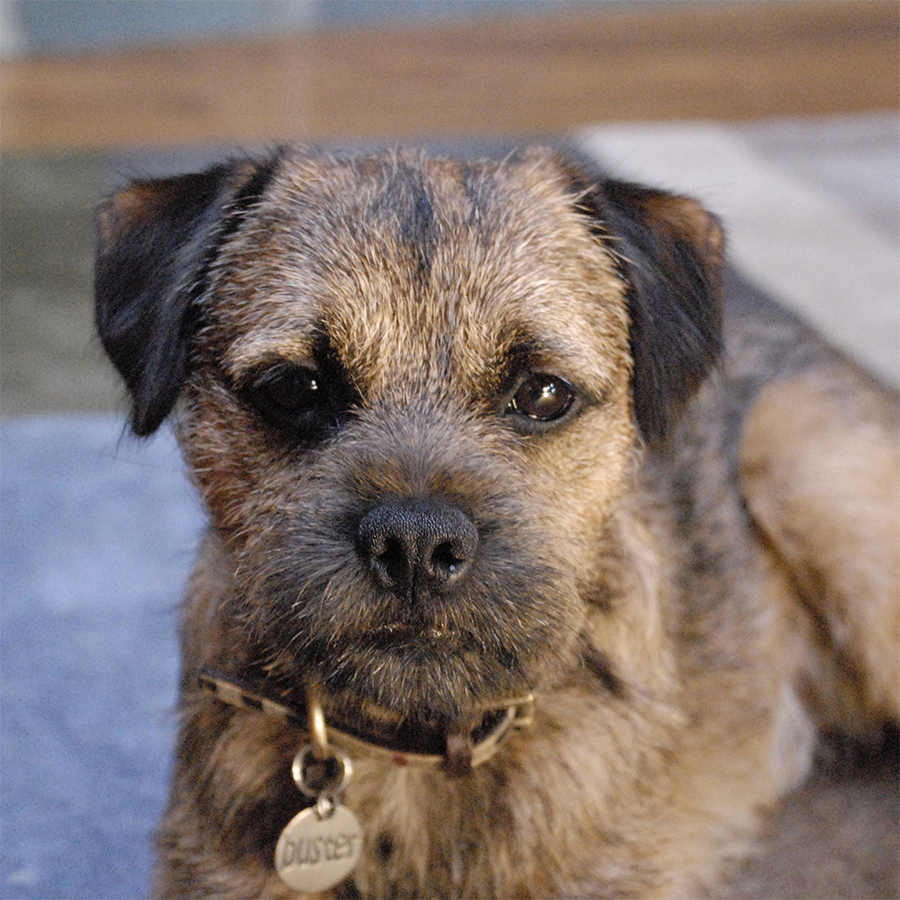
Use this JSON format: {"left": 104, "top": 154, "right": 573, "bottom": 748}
{"left": 276, "top": 691, "right": 363, "bottom": 895}
{"left": 275, "top": 799, "right": 363, "bottom": 894}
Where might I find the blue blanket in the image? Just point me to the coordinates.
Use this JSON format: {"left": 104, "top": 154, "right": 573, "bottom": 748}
{"left": 1, "top": 416, "right": 204, "bottom": 900}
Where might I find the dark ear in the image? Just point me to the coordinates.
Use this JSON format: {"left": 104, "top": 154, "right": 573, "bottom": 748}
{"left": 94, "top": 154, "right": 281, "bottom": 435}
{"left": 602, "top": 179, "right": 724, "bottom": 443}
{"left": 565, "top": 160, "right": 724, "bottom": 443}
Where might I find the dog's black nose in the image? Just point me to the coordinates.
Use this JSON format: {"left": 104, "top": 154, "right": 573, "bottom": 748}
{"left": 357, "top": 497, "right": 478, "bottom": 598}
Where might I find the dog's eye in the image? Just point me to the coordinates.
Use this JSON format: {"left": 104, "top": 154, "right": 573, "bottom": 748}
{"left": 246, "top": 366, "right": 333, "bottom": 434}
{"left": 256, "top": 367, "right": 320, "bottom": 411}
{"left": 506, "top": 374, "right": 577, "bottom": 429}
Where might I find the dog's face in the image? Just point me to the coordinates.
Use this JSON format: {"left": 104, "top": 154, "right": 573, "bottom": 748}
{"left": 95, "top": 148, "right": 722, "bottom": 736}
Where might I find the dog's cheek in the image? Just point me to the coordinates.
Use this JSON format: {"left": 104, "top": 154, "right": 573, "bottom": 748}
{"left": 177, "top": 381, "right": 316, "bottom": 544}
{"left": 528, "top": 395, "right": 637, "bottom": 543}
{"left": 469, "top": 409, "right": 640, "bottom": 687}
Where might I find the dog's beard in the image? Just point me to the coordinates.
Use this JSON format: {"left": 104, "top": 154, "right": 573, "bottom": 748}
{"left": 234, "top": 508, "right": 581, "bottom": 731}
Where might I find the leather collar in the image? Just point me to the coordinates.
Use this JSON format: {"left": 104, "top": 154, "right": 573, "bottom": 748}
{"left": 200, "top": 667, "right": 534, "bottom": 772}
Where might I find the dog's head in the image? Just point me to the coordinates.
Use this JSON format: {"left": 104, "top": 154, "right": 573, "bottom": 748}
{"left": 95, "top": 148, "right": 722, "bottom": 736}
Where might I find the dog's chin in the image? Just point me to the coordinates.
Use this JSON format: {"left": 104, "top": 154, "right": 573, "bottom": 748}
{"left": 280, "top": 630, "right": 530, "bottom": 743}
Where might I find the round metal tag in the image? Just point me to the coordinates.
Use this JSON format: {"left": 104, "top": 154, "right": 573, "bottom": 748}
{"left": 275, "top": 804, "right": 363, "bottom": 894}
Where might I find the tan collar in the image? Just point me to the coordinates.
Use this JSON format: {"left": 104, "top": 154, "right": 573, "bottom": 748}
{"left": 199, "top": 668, "right": 534, "bottom": 772}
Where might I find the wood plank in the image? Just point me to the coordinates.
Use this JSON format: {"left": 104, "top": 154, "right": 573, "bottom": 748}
{"left": 1, "top": 1, "right": 897, "bottom": 153}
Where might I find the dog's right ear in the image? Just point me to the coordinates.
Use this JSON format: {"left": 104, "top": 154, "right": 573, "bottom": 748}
{"left": 95, "top": 155, "right": 281, "bottom": 436}
{"left": 598, "top": 179, "right": 724, "bottom": 444}
{"left": 557, "top": 153, "right": 724, "bottom": 444}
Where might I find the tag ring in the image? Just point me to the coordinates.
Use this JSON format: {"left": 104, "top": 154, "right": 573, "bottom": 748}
{"left": 306, "top": 682, "right": 329, "bottom": 758}
{"left": 291, "top": 743, "right": 353, "bottom": 798}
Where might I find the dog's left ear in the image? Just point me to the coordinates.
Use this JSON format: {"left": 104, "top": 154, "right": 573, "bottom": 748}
{"left": 95, "top": 155, "right": 280, "bottom": 436}
{"left": 565, "top": 163, "right": 724, "bottom": 444}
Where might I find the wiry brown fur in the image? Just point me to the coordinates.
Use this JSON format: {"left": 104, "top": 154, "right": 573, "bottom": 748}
{"left": 94, "top": 148, "right": 899, "bottom": 899}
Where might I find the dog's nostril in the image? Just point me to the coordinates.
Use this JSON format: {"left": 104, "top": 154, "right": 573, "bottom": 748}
{"left": 357, "top": 497, "right": 478, "bottom": 599}
{"left": 431, "top": 541, "right": 464, "bottom": 576}
{"left": 375, "top": 537, "right": 411, "bottom": 588}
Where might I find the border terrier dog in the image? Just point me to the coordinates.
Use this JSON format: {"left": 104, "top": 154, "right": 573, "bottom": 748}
{"left": 94, "top": 147, "right": 899, "bottom": 899}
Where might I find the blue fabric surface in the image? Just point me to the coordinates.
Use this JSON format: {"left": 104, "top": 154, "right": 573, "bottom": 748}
{"left": 1, "top": 416, "right": 205, "bottom": 900}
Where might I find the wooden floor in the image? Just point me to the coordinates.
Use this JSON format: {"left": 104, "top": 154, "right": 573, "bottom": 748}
{"left": 1, "top": 1, "right": 897, "bottom": 153}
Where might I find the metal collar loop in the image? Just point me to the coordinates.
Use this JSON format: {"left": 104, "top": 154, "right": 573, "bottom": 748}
{"left": 305, "top": 682, "right": 329, "bottom": 759}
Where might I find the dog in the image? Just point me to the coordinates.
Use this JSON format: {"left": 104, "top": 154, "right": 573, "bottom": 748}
{"left": 94, "top": 146, "right": 899, "bottom": 899}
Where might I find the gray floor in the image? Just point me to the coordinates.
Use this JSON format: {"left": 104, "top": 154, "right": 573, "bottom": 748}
{"left": 1, "top": 152, "right": 122, "bottom": 417}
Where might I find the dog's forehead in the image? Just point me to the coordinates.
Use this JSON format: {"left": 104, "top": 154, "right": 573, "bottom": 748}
{"left": 209, "top": 150, "right": 630, "bottom": 397}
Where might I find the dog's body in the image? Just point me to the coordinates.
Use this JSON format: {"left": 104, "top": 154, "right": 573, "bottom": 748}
{"left": 94, "top": 148, "right": 899, "bottom": 899}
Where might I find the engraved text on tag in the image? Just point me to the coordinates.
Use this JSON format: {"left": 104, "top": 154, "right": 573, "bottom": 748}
{"left": 276, "top": 803, "right": 363, "bottom": 894}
